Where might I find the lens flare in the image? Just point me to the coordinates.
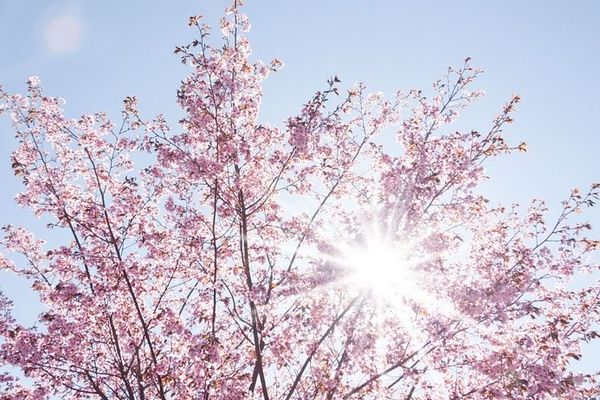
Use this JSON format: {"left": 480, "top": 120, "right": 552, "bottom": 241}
{"left": 338, "top": 233, "right": 415, "bottom": 295}
{"left": 327, "top": 219, "right": 424, "bottom": 300}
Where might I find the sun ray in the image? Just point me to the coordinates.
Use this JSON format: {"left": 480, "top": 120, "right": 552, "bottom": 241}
{"left": 316, "top": 211, "right": 461, "bottom": 334}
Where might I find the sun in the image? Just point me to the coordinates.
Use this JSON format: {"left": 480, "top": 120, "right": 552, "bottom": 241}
{"left": 334, "top": 226, "right": 418, "bottom": 296}
{"left": 346, "top": 242, "right": 412, "bottom": 293}
{"left": 323, "top": 218, "right": 459, "bottom": 343}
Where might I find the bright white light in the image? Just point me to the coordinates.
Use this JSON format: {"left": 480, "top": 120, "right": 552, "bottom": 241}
{"left": 45, "top": 15, "right": 83, "bottom": 54}
{"left": 337, "top": 229, "right": 416, "bottom": 295}
{"left": 351, "top": 245, "right": 410, "bottom": 292}
{"left": 326, "top": 219, "right": 460, "bottom": 340}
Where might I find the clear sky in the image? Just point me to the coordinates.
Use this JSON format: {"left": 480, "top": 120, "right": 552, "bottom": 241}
{"left": 1, "top": 0, "right": 599, "bottom": 372}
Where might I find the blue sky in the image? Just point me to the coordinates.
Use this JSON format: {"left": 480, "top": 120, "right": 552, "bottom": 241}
{"left": 1, "top": 0, "right": 599, "bottom": 372}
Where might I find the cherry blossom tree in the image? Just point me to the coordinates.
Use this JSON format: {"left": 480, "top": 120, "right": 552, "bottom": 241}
{"left": 1, "top": 3, "right": 599, "bottom": 399}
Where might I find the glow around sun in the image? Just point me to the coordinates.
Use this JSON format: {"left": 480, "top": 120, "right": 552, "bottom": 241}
{"left": 333, "top": 226, "right": 419, "bottom": 296}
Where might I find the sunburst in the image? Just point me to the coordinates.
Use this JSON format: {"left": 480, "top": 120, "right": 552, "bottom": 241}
{"left": 334, "top": 225, "right": 418, "bottom": 297}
